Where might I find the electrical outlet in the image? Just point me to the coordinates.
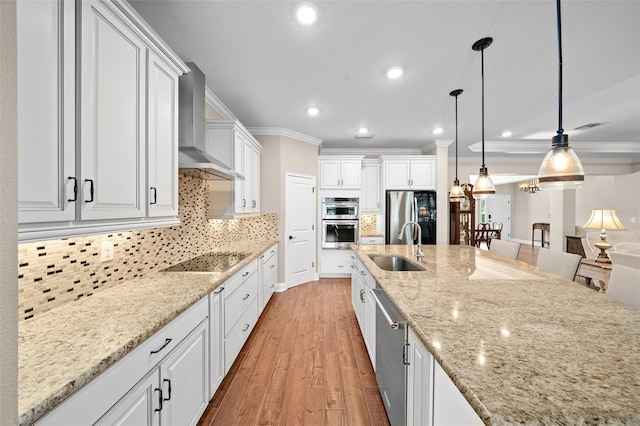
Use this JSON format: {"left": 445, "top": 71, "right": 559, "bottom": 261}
{"left": 101, "top": 241, "right": 114, "bottom": 262}
{"left": 631, "top": 217, "right": 636, "bottom": 224}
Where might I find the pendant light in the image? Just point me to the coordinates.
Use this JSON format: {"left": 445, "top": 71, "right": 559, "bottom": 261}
{"left": 537, "top": 0, "right": 584, "bottom": 189}
{"left": 449, "top": 89, "right": 466, "bottom": 202}
{"left": 471, "top": 37, "right": 496, "bottom": 199}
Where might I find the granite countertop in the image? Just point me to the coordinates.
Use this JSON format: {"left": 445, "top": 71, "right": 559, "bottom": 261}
{"left": 18, "top": 239, "right": 277, "bottom": 426}
{"left": 352, "top": 244, "right": 640, "bottom": 425}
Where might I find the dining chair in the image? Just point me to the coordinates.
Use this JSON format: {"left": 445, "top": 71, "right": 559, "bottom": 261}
{"left": 489, "top": 239, "right": 521, "bottom": 260}
{"left": 475, "top": 223, "right": 490, "bottom": 249}
{"left": 607, "top": 264, "right": 640, "bottom": 310}
{"left": 536, "top": 249, "right": 582, "bottom": 281}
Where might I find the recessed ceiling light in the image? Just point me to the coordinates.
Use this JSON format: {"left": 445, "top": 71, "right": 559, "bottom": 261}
{"left": 358, "top": 127, "right": 369, "bottom": 135}
{"left": 306, "top": 106, "right": 320, "bottom": 116}
{"left": 501, "top": 130, "right": 512, "bottom": 137}
{"left": 432, "top": 127, "right": 444, "bottom": 135}
{"left": 295, "top": 2, "right": 318, "bottom": 25}
{"left": 386, "top": 66, "right": 404, "bottom": 79}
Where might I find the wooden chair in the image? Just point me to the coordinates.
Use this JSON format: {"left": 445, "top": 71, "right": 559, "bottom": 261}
{"left": 607, "top": 264, "right": 640, "bottom": 310}
{"left": 474, "top": 223, "right": 491, "bottom": 249}
{"left": 536, "top": 249, "right": 582, "bottom": 281}
{"left": 489, "top": 239, "right": 521, "bottom": 260}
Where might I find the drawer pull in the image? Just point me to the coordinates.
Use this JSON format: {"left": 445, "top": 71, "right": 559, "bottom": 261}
{"left": 243, "top": 324, "right": 250, "bottom": 332}
{"left": 150, "top": 338, "right": 172, "bottom": 355}
{"left": 67, "top": 177, "right": 77, "bottom": 202}
{"left": 361, "top": 271, "right": 367, "bottom": 276}
{"left": 270, "top": 265, "right": 275, "bottom": 269}
{"left": 242, "top": 272, "right": 250, "bottom": 277}
{"left": 270, "top": 250, "right": 275, "bottom": 254}
{"left": 242, "top": 293, "right": 250, "bottom": 300}
{"left": 270, "top": 284, "right": 275, "bottom": 289}
{"left": 84, "top": 179, "right": 94, "bottom": 203}
{"left": 214, "top": 286, "right": 225, "bottom": 295}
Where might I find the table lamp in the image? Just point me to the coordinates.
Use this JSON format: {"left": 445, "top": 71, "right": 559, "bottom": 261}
{"left": 583, "top": 209, "right": 625, "bottom": 263}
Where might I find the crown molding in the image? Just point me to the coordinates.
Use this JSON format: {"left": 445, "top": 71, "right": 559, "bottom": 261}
{"left": 319, "top": 147, "right": 423, "bottom": 155}
{"left": 468, "top": 140, "right": 640, "bottom": 154}
{"left": 247, "top": 127, "right": 322, "bottom": 146}
{"left": 204, "top": 87, "right": 236, "bottom": 120}
{"left": 434, "top": 139, "right": 454, "bottom": 147}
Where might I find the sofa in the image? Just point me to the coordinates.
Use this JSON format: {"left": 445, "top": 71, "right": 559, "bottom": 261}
{"left": 581, "top": 230, "right": 640, "bottom": 269}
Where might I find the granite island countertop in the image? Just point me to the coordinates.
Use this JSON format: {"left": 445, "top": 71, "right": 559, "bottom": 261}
{"left": 352, "top": 244, "right": 640, "bottom": 425}
{"left": 18, "top": 239, "right": 277, "bottom": 426}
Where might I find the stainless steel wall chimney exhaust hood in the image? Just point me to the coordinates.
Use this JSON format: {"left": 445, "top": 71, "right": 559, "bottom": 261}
{"left": 178, "top": 62, "right": 242, "bottom": 180}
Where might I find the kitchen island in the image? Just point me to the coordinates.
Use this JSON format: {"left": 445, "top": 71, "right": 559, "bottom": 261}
{"left": 18, "top": 239, "right": 277, "bottom": 426}
{"left": 352, "top": 244, "right": 640, "bottom": 425}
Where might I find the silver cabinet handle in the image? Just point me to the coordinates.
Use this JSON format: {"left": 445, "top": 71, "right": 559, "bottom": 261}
{"left": 361, "top": 270, "right": 366, "bottom": 276}
{"left": 371, "top": 289, "right": 399, "bottom": 329}
{"left": 242, "top": 293, "right": 250, "bottom": 300}
{"left": 360, "top": 289, "right": 365, "bottom": 303}
{"left": 242, "top": 271, "right": 249, "bottom": 277}
{"left": 270, "top": 264, "right": 275, "bottom": 269}
{"left": 213, "top": 286, "right": 225, "bottom": 295}
{"left": 243, "top": 324, "right": 250, "bottom": 332}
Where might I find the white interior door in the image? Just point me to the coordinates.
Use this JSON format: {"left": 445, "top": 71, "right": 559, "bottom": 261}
{"left": 285, "top": 173, "right": 316, "bottom": 287}
{"left": 482, "top": 195, "right": 511, "bottom": 240}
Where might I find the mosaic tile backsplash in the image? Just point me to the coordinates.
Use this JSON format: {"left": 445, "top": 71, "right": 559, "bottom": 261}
{"left": 18, "top": 172, "right": 278, "bottom": 321}
{"left": 360, "top": 214, "right": 380, "bottom": 236}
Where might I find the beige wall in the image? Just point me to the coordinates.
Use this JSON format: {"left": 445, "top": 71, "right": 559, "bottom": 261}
{"left": 0, "top": 0, "right": 18, "bottom": 421}
{"left": 256, "top": 134, "right": 319, "bottom": 283}
{"left": 205, "top": 102, "right": 225, "bottom": 120}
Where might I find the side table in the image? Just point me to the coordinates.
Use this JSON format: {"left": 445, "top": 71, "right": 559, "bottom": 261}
{"left": 532, "top": 223, "right": 550, "bottom": 248}
{"left": 577, "top": 259, "right": 612, "bottom": 293}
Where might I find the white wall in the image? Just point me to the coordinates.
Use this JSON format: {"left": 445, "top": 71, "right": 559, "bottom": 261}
{"left": 0, "top": 0, "right": 18, "bottom": 422}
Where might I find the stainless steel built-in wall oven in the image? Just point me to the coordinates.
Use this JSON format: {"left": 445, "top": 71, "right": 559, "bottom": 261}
{"left": 321, "top": 197, "right": 359, "bottom": 249}
{"left": 321, "top": 220, "right": 359, "bottom": 249}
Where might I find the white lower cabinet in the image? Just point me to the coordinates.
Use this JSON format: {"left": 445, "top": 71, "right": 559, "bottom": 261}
{"left": 209, "top": 286, "right": 225, "bottom": 400}
{"left": 407, "top": 327, "right": 433, "bottom": 426}
{"left": 259, "top": 244, "right": 278, "bottom": 312}
{"left": 96, "top": 368, "right": 160, "bottom": 426}
{"left": 433, "top": 362, "right": 483, "bottom": 425}
{"left": 350, "top": 254, "right": 376, "bottom": 370}
{"left": 321, "top": 249, "right": 353, "bottom": 277}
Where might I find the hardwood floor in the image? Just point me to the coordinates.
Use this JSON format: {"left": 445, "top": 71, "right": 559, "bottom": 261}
{"left": 198, "top": 279, "right": 390, "bottom": 426}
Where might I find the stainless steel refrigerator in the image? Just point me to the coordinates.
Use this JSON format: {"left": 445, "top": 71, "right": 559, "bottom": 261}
{"left": 385, "top": 190, "right": 437, "bottom": 245}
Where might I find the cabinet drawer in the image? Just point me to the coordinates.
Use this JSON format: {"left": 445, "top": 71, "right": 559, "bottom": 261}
{"left": 264, "top": 268, "right": 277, "bottom": 306}
{"left": 320, "top": 257, "right": 352, "bottom": 275}
{"left": 225, "top": 297, "right": 259, "bottom": 372}
{"left": 224, "top": 260, "right": 258, "bottom": 300}
{"left": 361, "top": 236, "right": 384, "bottom": 245}
{"left": 264, "top": 252, "right": 278, "bottom": 275}
{"left": 224, "top": 270, "right": 258, "bottom": 336}
{"left": 263, "top": 244, "right": 278, "bottom": 263}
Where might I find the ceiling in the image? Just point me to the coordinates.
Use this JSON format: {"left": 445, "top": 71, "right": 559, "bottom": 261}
{"left": 129, "top": 0, "right": 640, "bottom": 163}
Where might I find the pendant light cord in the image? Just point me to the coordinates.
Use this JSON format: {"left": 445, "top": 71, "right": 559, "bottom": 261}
{"left": 455, "top": 94, "right": 459, "bottom": 180}
{"left": 481, "top": 46, "right": 486, "bottom": 167}
{"left": 556, "top": 0, "right": 564, "bottom": 139}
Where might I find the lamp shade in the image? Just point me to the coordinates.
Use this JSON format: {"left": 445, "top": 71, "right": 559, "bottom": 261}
{"left": 472, "top": 166, "right": 495, "bottom": 199}
{"left": 583, "top": 209, "right": 626, "bottom": 231}
{"left": 537, "top": 141, "right": 584, "bottom": 190}
{"left": 449, "top": 179, "right": 466, "bottom": 202}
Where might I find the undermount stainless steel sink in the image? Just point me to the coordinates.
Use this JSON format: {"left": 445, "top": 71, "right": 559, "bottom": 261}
{"left": 368, "top": 255, "right": 425, "bottom": 272}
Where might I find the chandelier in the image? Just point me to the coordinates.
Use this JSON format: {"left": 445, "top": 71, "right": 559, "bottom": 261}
{"left": 519, "top": 178, "right": 540, "bottom": 194}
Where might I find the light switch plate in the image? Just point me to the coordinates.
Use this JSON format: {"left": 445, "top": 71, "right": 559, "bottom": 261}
{"left": 101, "top": 241, "right": 114, "bottom": 262}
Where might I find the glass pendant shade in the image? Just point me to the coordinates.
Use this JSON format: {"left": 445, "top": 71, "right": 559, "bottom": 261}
{"left": 449, "top": 179, "right": 465, "bottom": 202}
{"left": 537, "top": 138, "right": 584, "bottom": 190}
{"left": 472, "top": 166, "right": 495, "bottom": 199}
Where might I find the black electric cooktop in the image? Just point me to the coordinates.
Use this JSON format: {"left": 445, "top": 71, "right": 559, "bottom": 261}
{"left": 162, "top": 252, "right": 248, "bottom": 272}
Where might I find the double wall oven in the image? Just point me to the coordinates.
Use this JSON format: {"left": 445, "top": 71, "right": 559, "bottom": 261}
{"left": 321, "top": 197, "right": 359, "bottom": 249}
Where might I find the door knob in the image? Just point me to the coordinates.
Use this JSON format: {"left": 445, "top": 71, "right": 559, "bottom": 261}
{"left": 289, "top": 235, "right": 296, "bottom": 240}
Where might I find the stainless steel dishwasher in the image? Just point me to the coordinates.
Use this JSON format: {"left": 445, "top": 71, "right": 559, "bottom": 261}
{"left": 371, "top": 287, "right": 408, "bottom": 426}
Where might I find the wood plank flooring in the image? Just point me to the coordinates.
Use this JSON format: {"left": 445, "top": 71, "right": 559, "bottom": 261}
{"left": 198, "top": 279, "right": 390, "bottom": 426}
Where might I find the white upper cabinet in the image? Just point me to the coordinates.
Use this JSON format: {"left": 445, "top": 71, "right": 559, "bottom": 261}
{"left": 360, "top": 160, "right": 380, "bottom": 212}
{"left": 319, "top": 157, "right": 363, "bottom": 190}
{"left": 80, "top": 0, "right": 147, "bottom": 221}
{"left": 382, "top": 156, "right": 436, "bottom": 190}
{"left": 147, "top": 51, "right": 180, "bottom": 218}
{"left": 17, "top": 0, "right": 188, "bottom": 242}
{"left": 207, "top": 120, "right": 261, "bottom": 215}
{"left": 17, "top": 0, "right": 76, "bottom": 224}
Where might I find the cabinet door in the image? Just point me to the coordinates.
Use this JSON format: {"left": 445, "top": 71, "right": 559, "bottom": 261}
{"left": 242, "top": 140, "right": 254, "bottom": 212}
{"left": 410, "top": 159, "right": 436, "bottom": 190}
{"left": 80, "top": 0, "right": 146, "bottom": 220}
{"left": 361, "top": 161, "right": 380, "bottom": 211}
{"left": 233, "top": 132, "right": 245, "bottom": 213}
{"left": 95, "top": 368, "right": 160, "bottom": 426}
{"left": 433, "top": 361, "right": 483, "bottom": 425}
{"left": 407, "top": 327, "right": 433, "bottom": 426}
{"left": 160, "top": 319, "right": 209, "bottom": 426}
{"left": 251, "top": 145, "right": 261, "bottom": 213}
{"left": 147, "top": 51, "right": 179, "bottom": 218}
{"left": 340, "top": 160, "right": 362, "bottom": 189}
{"left": 384, "top": 160, "right": 411, "bottom": 189}
{"left": 209, "top": 287, "right": 225, "bottom": 399}
{"left": 17, "top": 0, "right": 76, "bottom": 224}
{"left": 319, "top": 159, "right": 341, "bottom": 189}
{"left": 363, "top": 289, "right": 376, "bottom": 370}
